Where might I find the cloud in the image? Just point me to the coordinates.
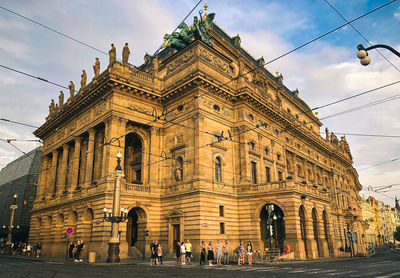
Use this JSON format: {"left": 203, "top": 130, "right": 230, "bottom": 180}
{"left": 394, "top": 7, "right": 400, "bottom": 20}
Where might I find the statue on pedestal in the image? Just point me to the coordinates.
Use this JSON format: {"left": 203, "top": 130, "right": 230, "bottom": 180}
{"left": 68, "top": 81, "right": 75, "bottom": 98}
{"left": 325, "top": 128, "right": 329, "bottom": 141}
{"left": 59, "top": 91, "right": 64, "bottom": 109}
{"left": 80, "top": 70, "right": 87, "bottom": 90}
{"left": 93, "top": 57, "right": 100, "bottom": 77}
{"left": 109, "top": 43, "right": 116, "bottom": 65}
{"left": 122, "top": 43, "right": 130, "bottom": 65}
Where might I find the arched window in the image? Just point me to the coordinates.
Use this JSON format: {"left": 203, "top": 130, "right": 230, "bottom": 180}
{"left": 124, "top": 133, "right": 143, "bottom": 184}
{"left": 174, "top": 157, "right": 184, "bottom": 181}
{"left": 215, "top": 157, "right": 222, "bottom": 183}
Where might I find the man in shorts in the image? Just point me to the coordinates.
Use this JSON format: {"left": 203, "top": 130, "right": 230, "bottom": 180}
{"left": 185, "top": 239, "right": 192, "bottom": 264}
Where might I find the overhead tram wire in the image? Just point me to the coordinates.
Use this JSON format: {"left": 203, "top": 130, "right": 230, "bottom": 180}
{"left": 0, "top": 138, "right": 27, "bottom": 154}
{"left": 357, "top": 157, "right": 400, "bottom": 171}
{"left": 0, "top": 5, "right": 139, "bottom": 70}
{"left": 159, "top": 0, "right": 397, "bottom": 121}
{"left": 0, "top": 117, "right": 39, "bottom": 129}
{"left": 324, "top": 0, "right": 400, "bottom": 73}
{"left": 321, "top": 132, "right": 400, "bottom": 139}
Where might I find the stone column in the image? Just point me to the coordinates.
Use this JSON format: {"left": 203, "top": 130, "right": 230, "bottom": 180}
{"left": 59, "top": 144, "right": 69, "bottom": 192}
{"left": 316, "top": 219, "right": 330, "bottom": 257}
{"left": 37, "top": 155, "right": 49, "bottom": 200}
{"left": 71, "top": 137, "right": 81, "bottom": 190}
{"left": 85, "top": 128, "right": 96, "bottom": 185}
{"left": 102, "top": 117, "right": 127, "bottom": 183}
{"left": 49, "top": 150, "right": 59, "bottom": 198}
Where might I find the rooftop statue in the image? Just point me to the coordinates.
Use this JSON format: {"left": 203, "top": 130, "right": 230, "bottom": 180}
{"left": 109, "top": 43, "right": 116, "bottom": 65}
{"left": 93, "top": 58, "right": 100, "bottom": 78}
{"left": 80, "top": 70, "right": 87, "bottom": 90}
{"left": 163, "top": 13, "right": 215, "bottom": 51}
{"left": 59, "top": 91, "right": 64, "bottom": 109}
{"left": 68, "top": 81, "right": 75, "bottom": 98}
{"left": 122, "top": 43, "right": 130, "bottom": 65}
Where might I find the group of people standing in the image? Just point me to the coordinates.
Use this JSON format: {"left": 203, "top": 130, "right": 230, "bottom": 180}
{"left": 150, "top": 240, "right": 163, "bottom": 265}
{"left": 175, "top": 239, "right": 192, "bottom": 265}
{"left": 68, "top": 240, "right": 85, "bottom": 262}
{"left": 2, "top": 242, "right": 42, "bottom": 257}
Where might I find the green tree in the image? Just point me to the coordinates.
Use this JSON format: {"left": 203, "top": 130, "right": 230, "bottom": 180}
{"left": 394, "top": 226, "right": 400, "bottom": 242}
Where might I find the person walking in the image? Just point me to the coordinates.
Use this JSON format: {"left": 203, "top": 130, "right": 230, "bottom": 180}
{"left": 223, "top": 240, "right": 229, "bottom": 265}
{"left": 150, "top": 240, "right": 156, "bottom": 265}
{"left": 185, "top": 239, "right": 192, "bottom": 264}
{"left": 207, "top": 241, "right": 214, "bottom": 266}
{"left": 200, "top": 241, "right": 206, "bottom": 265}
{"left": 154, "top": 240, "right": 159, "bottom": 265}
{"left": 216, "top": 240, "right": 222, "bottom": 265}
{"left": 74, "top": 240, "right": 84, "bottom": 262}
{"left": 26, "top": 243, "right": 32, "bottom": 257}
{"left": 175, "top": 242, "right": 181, "bottom": 265}
{"left": 157, "top": 243, "right": 163, "bottom": 265}
{"left": 36, "top": 242, "right": 42, "bottom": 258}
{"left": 68, "top": 241, "right": 75, "bottom": 261}
{"left": 246, "top": 241, "right": 253, "bottom": 265}
{"left": 180, "top": 242, "right": 186, "bottom": 265}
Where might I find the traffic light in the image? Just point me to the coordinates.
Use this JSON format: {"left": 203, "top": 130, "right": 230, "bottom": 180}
{"left": 144, "top": 229, "right": 149, "bottom": 237}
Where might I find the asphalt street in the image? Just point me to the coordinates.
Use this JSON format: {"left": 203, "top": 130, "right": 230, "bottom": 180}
{"left": 1, "top": 247, "right": 399, "bottom": 278}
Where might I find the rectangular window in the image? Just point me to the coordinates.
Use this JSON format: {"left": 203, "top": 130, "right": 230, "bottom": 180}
{"left": 219, "top": 205, "right": 224, "bottom": 217}
{"left": 220, "top": 222, "right": 225, "bottom": 234}
{"left": 278, "top": 171, "right": 283, "bottom": 181}
{"left": 266, "top": 167, "right": 271, "bottom": 182}
{"left": 251, "top": 161, "right": 257, "bottom": 184}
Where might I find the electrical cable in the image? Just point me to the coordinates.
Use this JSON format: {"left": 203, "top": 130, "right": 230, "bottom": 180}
{"left": 321, "top": 132, "right": 400, "bottom": 139}
{"left": 0, "top": 118, "right": 39, "bottom": 128}
{"left": 358, "top": 157, "right": 400, "bottom": 171}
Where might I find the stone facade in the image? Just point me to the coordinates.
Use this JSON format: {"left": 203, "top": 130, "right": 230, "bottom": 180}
{"left": 29, "top": 20, "right": 367, "bottom": 261}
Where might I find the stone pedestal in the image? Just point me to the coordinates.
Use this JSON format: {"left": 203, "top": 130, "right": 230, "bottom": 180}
{"left": 107, "top": 242, "right": 120, "bottom": 263}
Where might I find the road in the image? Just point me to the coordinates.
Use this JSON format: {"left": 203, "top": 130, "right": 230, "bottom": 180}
{"left": 1, "top": 247, "right": 399, "bottom": 278}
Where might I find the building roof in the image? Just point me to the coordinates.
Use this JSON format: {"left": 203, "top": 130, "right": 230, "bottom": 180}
{"left": 0, "top": 147, "right": 41, "bottom": 186}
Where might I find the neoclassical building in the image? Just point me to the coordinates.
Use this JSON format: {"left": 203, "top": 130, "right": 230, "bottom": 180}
{"left": 29, "top": 11, "right": 367, "bottom": 260}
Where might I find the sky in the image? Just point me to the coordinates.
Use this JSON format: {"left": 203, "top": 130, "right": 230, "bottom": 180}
{"left": 0, "top": 0, "right": 400, "bottom": 206}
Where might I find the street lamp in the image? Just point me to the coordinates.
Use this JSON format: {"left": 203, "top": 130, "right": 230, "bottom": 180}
{"left": 105, "top": 152, "right": 128, "bottom": 263}
{"left": 5, "top": 194, "right": 18, "bottom": 254}
{"left": 273, "top": 214, "right": 278, "bottom": 249}
{"left": 356, "top": 44, "right": 400, "bottom": 66}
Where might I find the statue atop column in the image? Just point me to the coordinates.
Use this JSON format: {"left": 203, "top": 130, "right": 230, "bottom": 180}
{"left": 93, "top": 57, "right": 100, "bottom": 78}
{"left": 122, "top": 43, "right": 130, "bottom": 65}
{"left": 80, "top": 70, "right": 87, "bottom": 90}
{"left": 59, "top": 91, "right": 64, "bottom": 109}
{"left": 68, "top": 81, "right": 75, "bottom": 98}
{"left": 109, "top": 43, "right": 116, "bottom": 65}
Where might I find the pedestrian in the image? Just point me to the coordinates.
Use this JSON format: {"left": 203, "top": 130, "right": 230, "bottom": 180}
{"left": 240, "top": 241, "right": 245, "bottom": 265}
{"left": 223, "top": 240, "right": 229, "bottom": 265}
{"left": 22, "top": 243, "right": 27, "bottom": 256}
{"left": 180, "top": 241, "right": 186, "bottom": 265}
{"left": 175, "top": 242, "right": 181, "bottom": 265}
{"left": 36, "top": 242, "right": 42, "bottom": 258}
{"left": 74, "top": 240, "right": 84, "bottom": 262}
{"left": 154, "top": 240, "right": 159, "bottom": 265}
{"left": 157, "top": 243, "right": 163, "bottom": 265}
{"left": 207, "top": 241, "right": 214, "bottom": 265}
{"left": 185, "top": 239, "right": 192, "bottom": 264}
{"left": 26, "top": 243, "right": 32, "bottom": 257}
{"left": 200, "top": 241, "right": 206, "bottom": 265}
{"left": 68, "top": 241, "right": 75, "bottom": 260}
{"left": 150, "top": 240, "right": 156, "bottom": 265}
{"left": 235, "top": 243, "right": 241, "bottom": 265}
{"left": 246, "top": 241, "right": 253, "bottom": 265}
{"left": 216, "top": 240, "right": 222, "bottom": 265}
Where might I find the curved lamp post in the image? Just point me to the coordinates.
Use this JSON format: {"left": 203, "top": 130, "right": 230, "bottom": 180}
{"left": 357, "top": 44, "right": 400, "bottom": 66}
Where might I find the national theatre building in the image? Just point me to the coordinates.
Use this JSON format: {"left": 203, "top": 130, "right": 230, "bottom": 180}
{"left": 29, "top": 10, "right": 367, "bottom": 260}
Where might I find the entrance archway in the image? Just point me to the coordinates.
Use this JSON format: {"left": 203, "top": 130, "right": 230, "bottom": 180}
{"left": 312, "top": 208, "right": 321, "bottom": 257}
{"left": 126, "top": 207, "right": 147, "bottom": 251}
{"left": 299, "top": 205, "right": 308, "bottom": 258}
{"left": 260, "top": 203, "right": 285, "bottom": 252}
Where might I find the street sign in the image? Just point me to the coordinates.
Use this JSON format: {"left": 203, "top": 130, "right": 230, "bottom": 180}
{"left": 66, "top": 227, "right": 74, "bottom": 235}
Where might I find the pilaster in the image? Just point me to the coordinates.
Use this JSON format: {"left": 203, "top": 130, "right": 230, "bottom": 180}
{"left": 85, "top": 128, "right": 96, "bottom": 185}
{"left": 71, "top": 136, "right": 82, "bottom": 190}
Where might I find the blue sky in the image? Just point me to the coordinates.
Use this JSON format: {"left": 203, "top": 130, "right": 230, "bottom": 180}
{"left": 0, "top": 0, "right": 400, "bottom": 205}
